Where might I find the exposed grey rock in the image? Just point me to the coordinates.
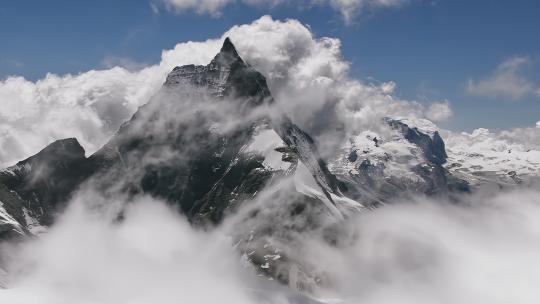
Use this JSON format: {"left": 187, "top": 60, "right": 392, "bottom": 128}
{"left": 0, "top": 138, "right": 94, "bottom": 229}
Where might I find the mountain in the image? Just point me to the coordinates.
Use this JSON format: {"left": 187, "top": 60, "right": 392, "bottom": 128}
{"left": 0, "top": 38, "right": 360, "bottom": 244}
{"left": 2, "top": 38, "right": 532, "bottom": 290}
{"left": 328, "top": 118, "right": 471, "bottom": 207}
{"left": 0, "top": 138, "right": 93, "bottom": 239}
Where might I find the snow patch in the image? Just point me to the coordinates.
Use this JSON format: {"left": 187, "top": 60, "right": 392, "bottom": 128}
{"left": 0, "top": 200, "right": 24, "bottom": 236}
{"left": 243, "top": 127, "right": 291, "bottom": 171}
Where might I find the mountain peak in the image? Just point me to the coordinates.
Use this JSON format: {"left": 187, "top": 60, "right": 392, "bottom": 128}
{"left": 165, "top": 36, "right": 267, "bottom": 98}
{"left": 211, "top": 37, "right": 243, "bottom": 67}
{"left": 21, "top": 138, "right": 85, "bottom": 164}
{"left": 221, "top": 37, "right": 238, "bottom": 55}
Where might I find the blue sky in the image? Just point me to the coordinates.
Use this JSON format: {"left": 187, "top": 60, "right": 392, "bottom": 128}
{"left": 1, "top": 0, "right": 539, "bottom": 131}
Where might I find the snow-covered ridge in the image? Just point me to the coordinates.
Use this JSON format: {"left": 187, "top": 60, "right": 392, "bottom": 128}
{"left": 443, "top": 127, "right": 540, "bottom": 184}
{"left": 243, "top": 126, "right": 293, "bottom": 172}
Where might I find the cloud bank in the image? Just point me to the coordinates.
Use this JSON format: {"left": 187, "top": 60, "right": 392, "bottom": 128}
{"left": 0, "top": 197, "right": 275, "bottom": 304}
{"left": 306, "top": 189, "right": 540, "bottom": 303}
{"left": 2, "top": 185, "right": 540, "bottom": 303}
{"left": 0, "top": 15, "right": 447, "bottom": 167}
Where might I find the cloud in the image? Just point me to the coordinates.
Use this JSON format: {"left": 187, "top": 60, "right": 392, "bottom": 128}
{"left": 101, "top": 56, "right": 150, "bottom": 71}
{"left": 444, "top": 122, "right": 540, "bottom": 152}
{"left": 0, "top": 38, "right": 221, "bottom": 167}
{"left": 0, "top": 69, "right": 165, "bottom": 167}
{"left": 425, "top": 100, "right": 453, "bottom": 122}
{"left": 0, "top": 196, "right": 284, "bottom": 304}
{"left": 467, "top": 56, "right": 539, "bottom": 101}
{"left": 222, "top": 16, "right": 439, "bottom": 156}
{"left": 161, "top": 0, "right": 234, "bottom": 16}
{"left": 299, "top": 188, "right": 540, "bottom": 303}
{"left": 3, "top": 179, "right": 540, "bottom": 303}
{"left": 158, "top": 0, "right": 409, "bottom": 22}
{"left": 0, "top": 15, "right": 441, "bottom": 166}
{"left": 324, "top": 0, "right": 410, "bottom": 23}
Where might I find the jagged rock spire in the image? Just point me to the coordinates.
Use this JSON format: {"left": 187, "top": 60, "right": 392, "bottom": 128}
{"left": 210, "top": 37, "right": 244, "bottom": 67}
{"left": 221, "top": 37, "right": 239, "bottom": 57}
{"left": 164, "top": 36, "right": 268, "bottom": 99}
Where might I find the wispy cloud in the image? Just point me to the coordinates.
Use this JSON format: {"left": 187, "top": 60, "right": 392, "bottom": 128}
{"left": 324, "top": 0, "right": 410, "bottom": 23}
{"left": 101, "top": 56, "right": 149, "bottom": 71}
{"left": 467, "top": 56, "right": 539, "bottom": 101}
{"left": 149, "top": 1, "right": 160, "bottom": 14}
{"left": 0, "top": 58, "right": 24, "bottom": 71}
{"left": 425, "top": 100, "right": 453, "bottom": 122}
{"left": 156, "top": 0, "right": 409, "bottom": 23}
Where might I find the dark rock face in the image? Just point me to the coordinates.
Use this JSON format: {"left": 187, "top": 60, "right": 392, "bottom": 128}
{"left": 0, "top": 182, "right": 29, "bottom": 240}
{"left": 386, "top": 119, "right": 448, "bottom": 165}
{"left": 0, "top": 138, "right": 95, "bottom": 227}
{"left": 164, "top": 37, "right": 271, "bottom": 101}
{"left": 386, "top": 119, "right": 469, "bottom": 196}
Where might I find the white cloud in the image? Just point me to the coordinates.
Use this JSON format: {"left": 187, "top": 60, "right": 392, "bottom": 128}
{"left": 324, "top": 0, "right": 409, "bottom": 23}
{"left": 0, "top": 196, "right": 276, "bottom": 304}
{"left": 158, "top": 0, "right": 409, "bottom": 22}
{"left": 162, "top": 0, "right": 233, "bottom": 16}
{"left": 3, "top": 180, "right": 540, "bottom": 303}
{"left": 0, "top": 69, "right": 165, "bottom": 167}
{"left": 444, "top": 122, "right": 540, "bottom": 152}
{"left": 425, "top": 100, "right": 453, "bottom": 122}
{"left": 467, "top": 56, "right": 539, "bottom": 101}
{"left": 0, "top": 38, "right": 221, "bottom": 167}
{"left": 222, "top": 16, "right": 431, "bottom": 156}
{"left": 101, "top": 56, "right": 149, "bottom": 71}
{"left": 301, "top": 189, "right": 540, "bottom": 303}
{"left": 0, "top": 15, "right": 439, "bottom": 166}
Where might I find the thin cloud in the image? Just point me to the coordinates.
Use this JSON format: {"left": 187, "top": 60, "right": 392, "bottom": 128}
{"left": 425, "top": 100, "right": 453, "bottom": 122}
{"left": 101, "top": 56, "right": 150, "bottom": 71}
{"left": 157, "top": 0, "right": 409, "bottom": 22}
{"left": 467, "top": 56, "right": 539, "bottom": 101}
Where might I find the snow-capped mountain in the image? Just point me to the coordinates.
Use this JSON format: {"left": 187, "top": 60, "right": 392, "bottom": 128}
{"left": 328, "top": 117, "right": 470, "bottom": 207}
{"left": 1, "top": 38, "right": 539, "bottom": 290}
{"left": 0, "top": 38, "right": 359, "bottom": 242}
